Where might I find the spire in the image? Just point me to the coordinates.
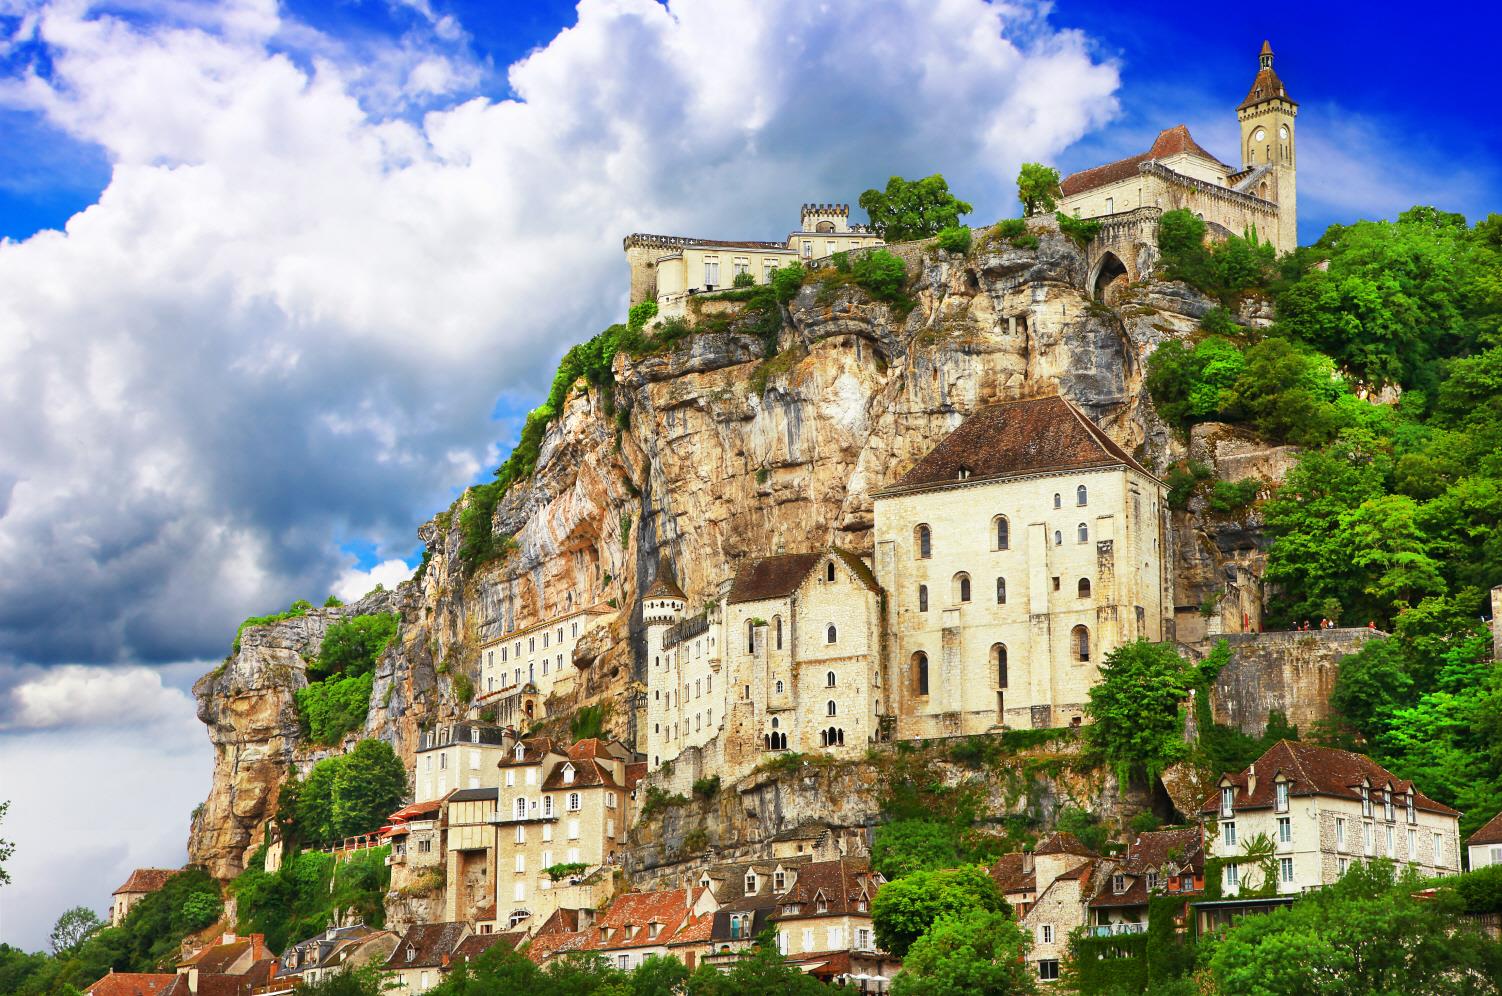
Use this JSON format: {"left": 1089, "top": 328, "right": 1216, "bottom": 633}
{"left": 643, "top": 556, "right": 686, "bottom": 601}
{"left": 1239, "top": 39, "right": 1295, "bottom": 110}
{"left": 1259, "top": 39, "right": 1273, "bottom": 69}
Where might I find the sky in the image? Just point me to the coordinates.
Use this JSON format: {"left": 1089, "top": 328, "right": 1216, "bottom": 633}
{"left": 0, "top": 0, "right": 1498, "bottom": 952}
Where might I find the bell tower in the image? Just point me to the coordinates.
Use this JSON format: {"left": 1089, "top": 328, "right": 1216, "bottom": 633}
{"left": 1237, "top": 40, "right": 1298, "bottom": 251}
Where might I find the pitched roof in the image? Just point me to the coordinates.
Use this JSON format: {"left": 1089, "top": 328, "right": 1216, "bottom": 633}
{"left": 592, "top": 888, "right": 700, "bottom": 950}
{"left": 1060, "top": 125, "right": 1227, "bottom": 197}
{"left": 448, "top": 787, "right": 499, "bottom": 802}
{"left": 667, "top": 913, "right": 715, "bottom": 946}
{"left": 769, "top": 820, "right": 831, "bottom": 843}
{"left": 1239, "top": 42, "right": 1296, "bottom": 110}
{"left": 727, "top": 553, "right": 823, "bottom": 604}
{"left": 541, "top": 756, "right": 619, "bottom": 790}
{"left": 113, "top": 868, "right": 177, "bottom": 895}
{"left": 1466, "top": 809, "right": 1502, "bottom": 847}
{"left": 771, "top": 858, "right": 879, "bottom": 919}
{"left": 1119, "top": 828, "right": 1204, "bottom": 874}
{"left": 84, "top": 973, "right": 178, "bottom": 996}
{"left": 1201, "top": 741, "right": 1460, "bottom": 817}
{"left": 988, "top": 853, "right": 1036, "bottom": 895}
{"left": 624, "top": 761, "right": 648, "bottom": 790}
{"left": 875, "top": 395, "right": 1153, "bottom": 497}
{"left": 643, "top": 560, "right": 687, "bottom": 601}
{"left": 1034, "top": 831, "right": 1099, "bottom": 857}
{"left": 384, "top": 922, "right": 469, "bottom": 969}
{"left": 177, "top": 938, "right": 260, "bottom": 973}
{"left": 450, "top": 933, "right": 517, "bottom": 965}
{"left": 498, "top": 736, "right": 558, "bottom": 767}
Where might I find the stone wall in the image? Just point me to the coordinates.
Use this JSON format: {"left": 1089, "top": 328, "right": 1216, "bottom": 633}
{"left": 1192, "top": 628, "right": 1383, "bottom": 736}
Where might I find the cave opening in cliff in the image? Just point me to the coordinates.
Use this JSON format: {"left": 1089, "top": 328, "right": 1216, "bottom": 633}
{"left": 1091, "top": 251, "right": 1128, "bottom": 302}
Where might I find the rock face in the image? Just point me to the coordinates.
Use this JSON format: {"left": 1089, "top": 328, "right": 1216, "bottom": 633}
{"left": 189, "top": 230, "right": 1295, "bottom": 879}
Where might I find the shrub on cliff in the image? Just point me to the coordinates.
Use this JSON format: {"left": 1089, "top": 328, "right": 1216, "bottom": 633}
{"left": 858, "top": 174, "right": 973, "bottom": 243}
{"left": 309, "top": 612, "right": 398, "bottom": 681}
{"left": 851, "top": 249, "right": 908, "bottom": 302}
{"left": 283, "top": 739, "right": 406, "bottom": 848}
{"left": 231, "top": 845, "right": 389, "bottom": 952}
{"left": 935, "top": 225, "right": 972, "bottom": 254}
{"left": 296, "top": 671, "right": 373, "bottom": 745}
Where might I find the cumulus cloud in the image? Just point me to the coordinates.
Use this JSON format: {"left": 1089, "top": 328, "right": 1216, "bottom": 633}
{"left": 0, "top": 662, "right": 197, "bottom": 731}
{"left": 0, "top": 0, "right": 1117, "bottom": 676}
{"left": 332, "top": 557, "right": 417, "bottom": 603}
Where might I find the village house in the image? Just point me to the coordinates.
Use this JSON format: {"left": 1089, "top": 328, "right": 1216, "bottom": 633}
{"left": 83, "top": 973, "right": 178, "bottom": 996}
{"left": 624, "top": 203, "right": 883, "bottom": 314}
{"left": 382, "top": 922, "right": 471, "bottom": 995}
{"left": 1004, "top": 832, "right": 1104, "bottom": 984}
{"left": 173, "top": 933, "right": 277, "bottom": 996}
{"left": 414, "top": 721, "right": 509, "bottom": 801}
{"left": 873, "top": 395, "right": 1170, "bottom": 737}
{"left": 1087, "top": 827, "right": 1205, "bottom": 935}
{"left": 381, "top": 798, "right": 445, "bottom": 895}
{"left": 587, "top": 887, "right": 719, "bottom": 971}
{"left": 1056, "top": 41, "right": 1297, "bottom": 254}
{"left": 273, "top": 924, "right": 397, "bottom": 988}
{"left": 1196, "top": 740, "right": 1462, "bottom": 933}
{"left": 1466, "top": 810, "right": 1502, "bottom": 870}
{"left": 110, "top": 868, "right": 177, "bottom": 926}
{"left": 477, "top": 605, "right": 612, "bottom": 726}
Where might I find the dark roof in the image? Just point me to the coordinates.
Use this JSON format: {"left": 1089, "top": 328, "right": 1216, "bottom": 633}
{"left": 1060, "top": 125, "right": 1226, "bottom": 197}
{"left": 113, "top": 868, "right": 177, "bottom": 895}
{"left": 831, "top": 548, "right": 881, "bottom": 595}
{"left": 875, "top": 395, "right": 1153, "bottom": 497}
{"left": 276, "top": 925, "right": 382, "bottom": 976}
{"left": 1034, "top": 831, "right": 1099, "bottom": 857}
{"left": 1201, "top": 741, "right": 1460, "bottom": 817}
{"left": 988, "top": 853, "right": 1036, "bottom": 895}
{"left": 727, "top": 553, "right": 822, "bottom": 604}
{"left": 769, "top": 820, "right": 831, "bottom": 843}
{"left": 1239, "top": 42, "right": 1296, "bottom": 110}
{"left": 643, "top": 560, "right": 687, "bottom": 601}
{"left": 1466, "top": 810, "right": 1502, "bottom": 847}
{"left": 541, "top": 757, "right": 619, "bottom": 790}
{"left": 1119, "top": 828, "right": 1203, "bottom": 874}
{"left": 385, "top": 922, "right": 469, "bottom": 969}
{"left": 451, "top": 933, "right": 517, "bottom": 964}
{"left": 770, "top": 858, "right": 880, "bottom": 921}
{"left": 498, "top": 736, "right": 558, "bottom": 767}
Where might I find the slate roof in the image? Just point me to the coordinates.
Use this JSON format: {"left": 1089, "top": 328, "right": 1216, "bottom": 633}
{"left": 727, "top": 553, "right": 823, "bottom": 604}
{"left": 498, "top": 737, "right": 559, "bottom": 767}
{"left": 83, "top": 973, "right": 178, "bottom": 996}
{"left": 276, "top": 924, "right": 380, "bottom": 976}
{"left": 384, "top": 922, "right": 469, "bottom": 970}
{"left": 643, "top": 560, "right": 687, "bottom": 601}
{"left": 1201, "top": 741, "right": 1460, "bottom": 817}
{"left": 769, "top": 820, "right": 831, "bottom": 843}
{"left": 771, "top": 858, "right": 880, "bottom": 921}
{"left": 988, "top": 853, "right": 1036, "bottom": 895}
{"left": 448, "top": 787, "right": 499, "bottom": 802}
{"left": 1239, "top": 42, "right": 1297, "bottom": 110}
{"left": 450, "top": 933, "right": 518, "bottom": 965}
{"left": 1060, "top": 125, "right": 1228, "bottom": 197}
{"left": 113, "top": 868, "right": 177, "bottom": 896}
{"left": 874, "top": 396, "right": 1154, "bottom": 498}
{"left": 1466, "top": 809, "right": 1502, "bottom": 847}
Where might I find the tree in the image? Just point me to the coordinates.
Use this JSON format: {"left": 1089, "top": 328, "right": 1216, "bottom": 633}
{"left": 331, "top": 739, "right": 408, "bottom": 841}
{"left": 685, "top": 931, "right": 826, "bottom": 995}
{"left": 1016, "top": 163, "right": 1061, "bottom": 217}
{"left": 49, "top": 906, "right": 105, "bottom": 956}
{"left": 858, "top": 175, "right": 973, "bottom": 243}
{"left": 0, "top": 801, "right": 13, "bottom": 886}
{"left": 851, "top": 249, "right": 909, "bottom": 301}
{"left": 871, "top": 820, "right": 962, "bottom": 880}
{"left": 872, "top": 865, "right": 1003, "bottom": 958}
{"left": 891, "top": 909, "right": 1036, "bottom": 996}
{"left": 1208, "top": 860, "right": 1502, "bottom": 995}
{"left": 1084, "top": 640, "right": 1202, "bottom": 784}
{"left": 629, "top": 954, "right": 690, "bottom": 996}
{"left": 296, "top": 965, "right": 388, "bottom": 996}
{"left": 309, "top": 613, "right": 399, "bottom": 681}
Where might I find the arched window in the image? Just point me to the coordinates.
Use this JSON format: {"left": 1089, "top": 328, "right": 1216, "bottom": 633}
{"left": 915, "top": 524, "right": 932, "bottom": 559}
{"left": 824, "top": 561, "right": 835, "bottom": 582}
{"left": 1053, "top": 493, "right": 1062, "bottom": 509}
{"left": 774, "top": 616, "right": 783, "bottom": 650}
{"left": 913, "top": 652, "right": 929, "bottom": 696}
{"left": 771, "top": 717, "right": 779, "bottom": 729}
{"left": 1078, "top": 523, "right": 1089, "bottom": 543}
{"left": 1072, "top": 625, "right": 1091, "bottom": 662}
{"left": 1077, "top": 485, "right": 1088, "bottom": 506}
{"left": 918, "top": 585, "right": 929, "bottom": 612}
{"left": 994, "top": 516, "right": 1009, "bottom": 550}
{"left": 819, "top": 729, "right": 828, "bottom": 747}
{"left": 1054, "top": 530, "right": 1062, "bottom": 546}
{"left": 514, "top": 797, "right": 526, "bottom": 820}
{"left": 826, "top": 671, "right": 836, "bottom": 688}
{"left": 996, "top": 577, "right": 1007, "bottom": 604}
{"left": 827, "top": 700, "right": 837, "bottom": 717}
{"left": 746, "top": 620, "right": 756, "bottom": 654}
{"left": 993, "top": 644, "right": 1008, "bottom": 688}
{"left": 826, "top": 624, "right": 837, "bottom": 644}
{"left": 775, "top": 680, "right": 784, "bottom": 694}
{"left": 1078, "top": 578, "right": 1092, "bottom": 599}
{"left": 954, "top": 572, "right": 971, "bottom": 603}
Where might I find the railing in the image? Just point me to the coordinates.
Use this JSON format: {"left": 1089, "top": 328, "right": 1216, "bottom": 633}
{"left": 1091, "top": 922, "right": 1147, "bottom": 937}
{"left": 321, "top": 834, "right": 385, "bottom": 855}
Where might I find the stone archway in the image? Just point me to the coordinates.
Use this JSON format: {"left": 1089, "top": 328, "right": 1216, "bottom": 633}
{"left": 1089, "top": 251, "right": 1129, "bottom": 303}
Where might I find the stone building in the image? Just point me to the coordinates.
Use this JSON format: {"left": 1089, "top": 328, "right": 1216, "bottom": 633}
{"left": 1197, "top": 740, "right": 1461, "bottom": 931}
{"left": 1466, "top": 810, "right": 1502, "bottom": 870}
{"left": 873, "top": 395, "right": 1169, "bottom": 736}
{"left": 997, "top": 832, "right": 1103, "bottom": 984}
{"left": 415, "top": 722, "right": 510, "bottom": 800}
{"left": 274, "top": 924, "right": 398, "bottom": 988}
{"left": 624, "top": 203, "right": 883, "bottom": 313}
{"left": 382, "top": 922, "right": 470, "bottom": 995}
{"left": 381, "top": 799, "right": 444, "bottom": 896}
{"left": 1056, "top": 41, "right": 1297, "bottom": 255}
{"left": 1087, "top": 827, "right": 1204, "bottom": 935}
{"left": 477, "top": 605, "right": 611, "bottom": 726}
{"left": 110, "top": 868, "right": 176, "bottom": 926}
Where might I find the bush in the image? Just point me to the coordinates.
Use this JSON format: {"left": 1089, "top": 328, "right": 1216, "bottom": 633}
{"left": 544, "top": 862, "right": 590, "bottom": 881}
{"left": 851, "top": 249, "right": 908, "bottom": 301}
{"left": 732, "top": 270, "right": 755, "bottom": 288}
{"left": 231, "top": 846, "right": 390, "bottom": 951}
{"left": 311, "top": 612, "right": 399, "bottom": 681}
{"left": 770, "top": 263, "right": 806, "bottom": 304}
{"left": 178, "top": 891, "right": 223, "bottom": 931}
{"left": 935, "top": 225, "right": 972, "bottom": 254}
{"left": 1208, "top": 477, "right": 1262, "bottom": 514}
{"left": 947, "top": 735, "right": 1000, "bottom": 768}
{"left": 1145, "top": 336, "right": 1246, "bottom": 434}
{"left": 691, "top": 776, "right": 720, "bottom": 799}
{"left": 1055, "top": 211, "right": 1102, "bottom": 247}
{"left": 1164, "top": 460, "right": 1213, "bottom": 510}
{"left": 296, "top": 672, "right": 373, "bottom": 746}
{"left": 1055, "top": 806, "right": 1109, "bottom": 853}
{"left": 993, "top": 217, "right": 1027, "bottom": 240}
{"left": 871, "top": 820, "right": 962, "bottom": 879}
{"left": 1129, "top": 811, "right": 1163, "bottom": 835}
{"left": 233, "top": 599, "right": 312, "bottom": 655}
{"left": 451, "top": 669, "right": 474, "bottom": 703}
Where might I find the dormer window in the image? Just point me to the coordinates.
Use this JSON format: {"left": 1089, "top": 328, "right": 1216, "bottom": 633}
{"left": 1383, "top": 789, "right": 1394, "bottom": 822}
{"left": 1406, "top": 791, "right": 1415, "bottom": 824}
{"left": 1112, "top": 874, "right": 1126, "bottom": 894}
{"left": 746, "top": 873, "right": 758, "bottom": 893}
{"left": 1146, "top": 872, "right": 1158, "bottom": 892}
{"left": 514, "top": 744, "right": 526, "bottom": 761}
{"left": 1220, "top": 786, "right": 1235, "bottom": 817}
{"left": 957, "top": 466, "right": 971, "bottom": 481}
{"left": 649, "top": 922, "right": 661, "bottom": 939}
{"left": 563, "top": 764, "right": 575, "bottom": 785}
{"left": 1275, "top": 781, "right": 1289, "bottom": 813}
{"left": 406, "top": 947, "right": 416, "bottom": 962}
{"left": 1361, "top": 785, "right": 1372, "bottom": 817}
{"left": 774, "top": 871, "right": 786, "bottom": 891}
{"left": 815, "top": 891, "right": 828, "bottom": 913}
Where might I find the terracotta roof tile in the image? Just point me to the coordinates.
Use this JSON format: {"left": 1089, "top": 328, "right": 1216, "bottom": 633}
{"left": 112, "top": 868, "right": 178, "bottom": 896}
{"left": 451, "top": 933, "right": 517, "bottom": 964}
{"left": 1201, "top": 741, "right": 1460, "bottom": 817}
{"left": 988, "top": 853, "right": 1036, "bottom": 895}
{"left": 590, "top": 888, "right": 701, "bottom": 949}
{"left": 1034, "top": 831, "right": 1099, "bottom": 857}
{"left": 178, "top": 938, "right": 260, "bottom": 973}
{"left": 771, "top": 858, "right": 879, "bottom": 920}
{"left": 83, "top": 973, "right": 178, "bottom": 996}
{"left": 1468, "top": 809, "right": 1502, "bottom": 847}
{"left": 624, "top": 762, "right": 648, "bottom": 790}
{"left": 668, "top": 913, "right": 715, "bottom": 945}
{"left": 1060, "top": 125, "right": 1227, "bottom": 197}
{"left": 876, "top": 396, "right": 1153, "bottom": 497}
{"left": 384, "top": 922, "right": 469, "bottom": 970}
{"left": 498, "top": 737, "right": 559, "bottom": 767}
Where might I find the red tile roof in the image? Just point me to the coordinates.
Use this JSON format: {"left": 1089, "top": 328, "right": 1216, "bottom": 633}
{"left": 451, "top": 933, "right": 517, "bottom": 965}
{"left": 1239, "top": 43, "right": 1296, "bottom": 110}
{"left": 1059, "top": 125, "right": 1227, "bottom": 197}
{"left": 988, "top": 853, "right": 1036, "bottom": 895}
{"left": 384, "top": 923, "right": 470, "bottom": 970}
{"left": 668, "top": 913, "right": 715, "bottom": 945}
{"left": 592, "top": 888, "right": 703, "bottom": 949}
{"left": 1466, "top": 809, "right": 1502, "bottom": 847}
{"left": 84, "top": 973, "right": 178, "bottom": 996}
{"left": 1034, "top": 831, "right": 1099, "bottom": 857}
{"left": 875, "top": 395, "right": 1154, "bottom": 497}
{"left": 178, "top": 936, "right": 268, "bottom": 973}
{"left": 112, "top": 868, "right": 177, "bottom": 896}
{"left": 1201, "top": 741, "right": 1460, "bottom": 817}
{"left": 624, "top": 762, "right": 648, "bottom": 790}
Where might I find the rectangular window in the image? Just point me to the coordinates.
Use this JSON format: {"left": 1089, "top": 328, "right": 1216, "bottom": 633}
{"left": 1038, "top": 960, "right": 1060, "bottom": 981}
{"left": 1220, "top": 787, "right": 1234, "bottom": 817}
{"left": 705, "top": 255, "right": 721, "bottom": 283}
{"left": 801, "top": 240, "right": 812, "bottom": 258}
{"left": 567, "top": 846, "right": 580, "bottom": 863}
{"left": 1407, "top": 828, "right": 1417, "bottom": 861}
{"left": 515, "top": 854, "right": 525, "bottom": 873}
{"left": 543, "top": 795, "right": 553, "bottom": 817}
{"left": 1335, "top": 817, "right": 1346, "bottom": 851}
{"left": 505, "top": 770, "right": 515, "bottom": 787}
{"left": 542, "top": 824, "right": 552, "bottom": 842}
{"left": 1361, "top": 786, "right": 1372, "bottom": 817}
{"left": 1434, "top": 832, "right": 1445, "bottom": 866}
{"left": 1224, "top": 864, "right": 1239, "bottom": 889}
{"left": 1337, "top": 857, "right": 1348, "bottom": 876}
{"left": 732, "top": 257, "right": 748, "bottom": 277}
{"left": 1385, "top": 825, "right": 1395, "bottom": 857}
{"left": 542, "top": 849, "right": 552, "bottom": 868}
{"left": 525, "top": 768, "right": 536, "bottom": 785}
{"left": 802, "top": 928, "right": 813, "bottom": 951}
{"left": 568, "top": 819, "right": 580, "bottom": 840}
{"left": 1275, "top": 781, "right": 1289, "bottom": 813}
{"left": 764, "top": 260, "right": 778, "bottom": 281}
{"left": 1040, "top": 924, "right": 1053, "bottom": 944}
{"left": 514, "top": 882, "right": 526, "bottom": 901}
{"left": 1277, "top": 817, "right": 1291, "bottom": 845}
{"left": 1363, "top": 822, "right": 1374, "bottom": 856}
{"left": 1279, "top": 857, "right": 1294, "bottom": 885}
{"left": 1222, "top": 821, "right": 1237, "bottom": 846}
{"left": 515, "top": 825, "right": 525, "bottom": 844}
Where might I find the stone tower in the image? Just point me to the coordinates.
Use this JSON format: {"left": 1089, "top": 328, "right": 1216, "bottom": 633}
{"left": 1237, "top": 40, "right": 1298, "bottom": 251}
{"left": 642, "top": 559, "right": 687, "bottom": 671}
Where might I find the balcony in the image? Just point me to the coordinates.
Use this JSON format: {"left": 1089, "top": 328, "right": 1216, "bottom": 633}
{"left": 1090, "top": 922, "right": 1146, "bottom": 937}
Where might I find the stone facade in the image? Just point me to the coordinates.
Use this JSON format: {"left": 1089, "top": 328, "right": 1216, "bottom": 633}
{"left": 415, "top": 722, "right": 510, "bottom": 801}
{"left": 477, "top": 606, "right": 610, "bottom": 726}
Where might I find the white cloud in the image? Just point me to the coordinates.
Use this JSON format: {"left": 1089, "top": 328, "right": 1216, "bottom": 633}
{"left": 0, "top": 663, "right": 196, "bottom": 731}
{"left": 332, "top": 557, "right": 417, "bottom": 603}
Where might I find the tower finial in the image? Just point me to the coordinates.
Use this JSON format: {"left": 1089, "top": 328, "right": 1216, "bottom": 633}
{"left": 1259, "top": 39, "right": 1273, "bottom": 69}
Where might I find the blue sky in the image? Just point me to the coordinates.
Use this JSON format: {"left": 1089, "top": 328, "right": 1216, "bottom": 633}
{"left": 0, "top": 0, "right": 1497, "bottom": 948}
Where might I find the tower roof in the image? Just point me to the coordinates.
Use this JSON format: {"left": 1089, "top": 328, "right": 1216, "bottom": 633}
{"left": 1239, "top": 40, "right": 1296, "bottom": 110}
{"left": 1059, "top": 125, "right": 1226, "bottom": 197}
{"left": 873, "top": 395, "right": 1155, "bottom": 497}
{"left": 643, "top": 559, "right": 686, "bottom": 601}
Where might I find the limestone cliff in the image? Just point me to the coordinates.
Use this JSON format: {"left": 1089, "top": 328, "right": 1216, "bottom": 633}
{"left": 188, "top": 227, "right": 1292, "bottom": 879}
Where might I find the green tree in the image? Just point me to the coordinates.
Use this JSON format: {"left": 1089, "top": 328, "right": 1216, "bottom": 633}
{"left": 1207, "top": 859, "right": 1502, "bottom": 995}
{"left": 49, "top": 907, "right": 104, "bottom": 957}
{"left": 859, "top": 175, "right": 974, "bottom": 243}
{"left": 0, "top": 801, "right": 13, "bottom": 886}
{"left": 891, "top": 909, "right": 1036, "bottom": 996}
{"left": 331, "top": 739, "right": 408, "bottom": 841}
{"left": 296, "top": 757, "right": 339, "bottom": 847}
{"left": 685, "top": 931, "right": 826, "bottom": 995}
{"left": 1016, "top": 163, "right": 1061, "bottom": 217}
{"left": 935, "top": 225, "right": 972, "bottom": 254}
{"left": 629, "top": 954, "right": 690, "bottom": 996}
{"left": 1084, "top": 640, "right": 1201, "bottom": 784}
{"left": 871, "top": 820, "right": 963, "bottom": 880}
{"left": 309, "top": 612, "right": 399, "bottom": 681}
{"left": 851, "top": 249, "right": 909, "bottom": 301}
{"left": 872, "top": 865, "right": 1003, "bottom": 958}
{"left": 297, "top": 964, "right": 389, "bottom": 996}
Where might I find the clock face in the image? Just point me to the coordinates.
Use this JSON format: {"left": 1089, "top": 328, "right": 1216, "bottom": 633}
{"left": 1254, "top": 127, "right": 1266, "bottom": 142}
{"left": 1280, "top": 125, "right": 1289, "bottom": 140}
